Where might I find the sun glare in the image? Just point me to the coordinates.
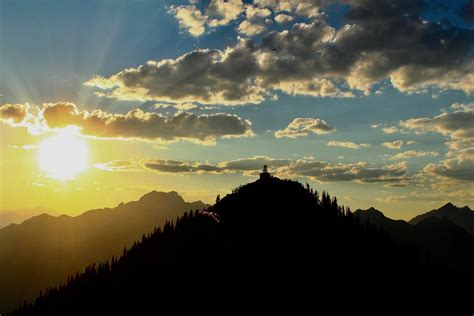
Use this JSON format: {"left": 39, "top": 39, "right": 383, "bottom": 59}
{"left": 38, "top": 127, "right": 89, "bottom": 180}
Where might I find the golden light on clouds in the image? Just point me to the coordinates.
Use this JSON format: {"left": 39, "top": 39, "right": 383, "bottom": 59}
{"left": 38, "top": 127, "right": 89, "bottom": 180}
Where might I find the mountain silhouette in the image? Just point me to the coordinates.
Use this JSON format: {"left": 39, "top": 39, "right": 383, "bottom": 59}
{"left": 10, "top": 176, "right": 473, "bottom": 315}
{"left": 355, "top": 207, "right": 474, "bottom": 275}
{"left": 0, "top": 191, "right": 207, "bottom": 313}
{"left": 409, "top": 202, "right": 474, "bottom": 235}
{"left": 0, "top": 207, "right": 58, "bottom": 229}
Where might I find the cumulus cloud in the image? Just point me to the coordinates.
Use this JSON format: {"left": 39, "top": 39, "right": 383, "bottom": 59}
{"left": 382, "top": 140, "right": 404, "bottom": 149}
{"left": 172, "top": 5, "right": 207, "bottom": 36}
{"left": 274, "top": 14, "right": 294, "bottom": 24}
{"left": 396, "top": 103, "right": 474, "bottom": 182}
{"left": 274, "top": 118, "right": 335, "bottom": 138}
{"left": 238, "top": 20, "right": 267, "bottom": 36}
{"left": 400, "top": 105, "right": 474, "bottom": 140}
{"left": 390, "top": 150, "right": 439, "bottom": 160}
{"left": 90, "top": 0, "right": 474, "bottom": 106}
{"left": 253, "top": 0, "right": 323, "bottom": 17}
{"left": 207, "top": 0, "right": 244, "bottom": 27}
{"left": 4, "top": 103, "right": 253, "bottom": 144}
{"left": 327, "top": 141, "right": 370, "bottom": 149}
{"left": 424, "top": 158, "right": 474, "bottom": 181}
{"left": 84, "top": 43, "right": 266, "bottom": 105}
{"left": 0, "top": 104, "right": 27, "bottom": 124}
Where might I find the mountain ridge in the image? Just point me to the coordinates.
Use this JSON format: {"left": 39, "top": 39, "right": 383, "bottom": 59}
{"left": 0, "top": 190, "right": 208, "bottom": 312}
{"left": 10, "top": 177, "right": 473, "bottom": 315}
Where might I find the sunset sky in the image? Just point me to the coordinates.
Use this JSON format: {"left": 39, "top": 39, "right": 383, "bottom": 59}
{"left": 1, "top": 0, "right": 473, "bottom": 219}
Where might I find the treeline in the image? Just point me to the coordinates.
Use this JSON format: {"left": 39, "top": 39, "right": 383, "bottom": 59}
{"left": 10, "top": 177, "right": 474, "bottom": 315}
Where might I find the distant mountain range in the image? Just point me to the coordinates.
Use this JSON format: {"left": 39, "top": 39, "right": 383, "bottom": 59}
{"left": 354, "top": 203, "right": 474, "bottom": 271}
{"left": 0, "top": 191, "right": 208, "bottom": 312}
{"left": 9, "top": 177, "right": 473, "bottom": 315}
{"left": 0, "top": 206, "right": 58, "bottom": 229}
{"left": 410, "top": 202, "right": 474, "bottom": 235}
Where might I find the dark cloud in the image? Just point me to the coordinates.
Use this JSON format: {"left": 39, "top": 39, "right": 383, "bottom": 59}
{"left": 144, "top": 159, "right": 223, "bottom": 174}
{"left": 85, "top": 43, "right": 265, "bottom": 105}
{"left": 41, "top": 103, "right": 253, "bottom": 144}
{"left": 0, "top": 104, "right": 27, "bottom": 124}
{"left": 280, "top": 160, "right": 409, "bottom": 185}
{"left": 219, "top": 156, "right": 293, "bottom": 172}
{"left": 424, "top": 158, "right": 474, "bottom": 181}
{"left": 87, "top": 0, "right": 474, "bottom": 105}
{"left": 139, "top": 155, "right": 409, "bottom": 186}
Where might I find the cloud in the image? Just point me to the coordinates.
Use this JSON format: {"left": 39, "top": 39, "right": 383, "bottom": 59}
{"left": 274, "top": 118, "right": 335, "bottom": 138}
{"left": 424, "top": 158, "right": 474, "bottom": 181}
{"left": 280, "top": 159, "right": 409, "bottom": 185}
{"left": 238, "top": 20, "right": 267, "bottom": 36}
{"left": 84, "top": 43, "right": 266, "bottom": 105}
{"left": 147, "top": 155, "right": 409, "bottom": 186}
{"left": 390, "top": 150, "right": 439, "bottom": 160}
{"left": 144, "top": 159, "right": 223, "bottom": 174}
{"left": 90, "top": 0, "right": 474, "bottom": 106}
{"left": 381, "top": 140, "right": 404, "bottom": 149}
{"left": 327, "top": 141, "right": 370, "bottom": 149}
{"left": 400, "top": 104, "right": 474, "bottom": 140}
{"left": 207, "top": 0, "right": 244, "bottom": 27}
{"left": 154, "top": 102, "right": 198, "bottom": 111}
{"left": 245, "top": 5, "right": 271, "bottom": 19}
{"left": 94, "top": 160, "right": 141, "bottom": 172}
{"left": 274, "top": 14, "right": 294, "bottom": 24}
{"left": 218, "top": 156, "right": 292, "bottom": 175}
{"left": 172, "top": 5, "right": 207, "bottom": 36}
{"left": 253, "top": 0, "right": 323, "bottom": 17}
{"left": 103, "top": 154, "right": 409, "bottom": 186}
{"left": 0, "top": 104, "right": 27, "bottom": 124}
{"left": 6, "top": 103, "right": 253, "bottom": 144}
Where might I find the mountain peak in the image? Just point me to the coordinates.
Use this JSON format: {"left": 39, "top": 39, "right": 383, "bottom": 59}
{"left": 442, "top": 202, "right": 455, "bottom": 208}
{"left": 139, "top": 191, "right": 184, "bottom": 204}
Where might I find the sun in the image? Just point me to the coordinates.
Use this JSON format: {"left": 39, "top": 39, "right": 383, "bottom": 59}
{"left": 38, "top": 127, "right": 89, "bottom": 180}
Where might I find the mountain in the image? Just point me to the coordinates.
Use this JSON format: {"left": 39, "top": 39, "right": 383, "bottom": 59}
{"left": 0, "top": 206, "right": 58, "bottom": 229}
{"left": 0, "top": 191, "right": 208, "bottom": 313}
{"left": 409, "top": 202, "right": 474, "bottom": 235}
{"left": 355, "top": 207, "right": 474, "bottom": 271}
{"left": 10, "top": 177, "right": 473, "bottom": 315}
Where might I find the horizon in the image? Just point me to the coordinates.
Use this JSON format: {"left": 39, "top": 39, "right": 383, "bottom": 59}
{"left": 1, "top": 0, "right": 473, "bottom": 221}
{"left": 1, "top": 175, "right": 471, "bottom": 222}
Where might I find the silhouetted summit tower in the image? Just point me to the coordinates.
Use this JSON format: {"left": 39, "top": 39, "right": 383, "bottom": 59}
{"left": 260, "top": 165, "right": 271, "bottom": 180}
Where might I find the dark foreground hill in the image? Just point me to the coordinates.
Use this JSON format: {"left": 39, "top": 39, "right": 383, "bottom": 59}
{"left": 10, "top": 177, "right": 474, "bottom": 315}
{"left": 0, "top": 191, "right": 207, "bottom": 312}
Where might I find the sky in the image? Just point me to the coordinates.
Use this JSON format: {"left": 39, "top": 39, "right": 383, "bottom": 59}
{"left": 0, "top": 0, "right": 473, "bottom": 220}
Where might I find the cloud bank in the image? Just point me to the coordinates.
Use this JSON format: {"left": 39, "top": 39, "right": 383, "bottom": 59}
{"left": 85, "top": 0, "right": 474, "bottom": 106}
{"left": 0, "top": 103, "right": 254, "bottom": 144}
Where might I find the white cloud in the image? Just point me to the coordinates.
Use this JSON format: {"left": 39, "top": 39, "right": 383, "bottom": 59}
{"left": 171, "top": 5, "right": 207, "bottom": 36}
{"left": 390, "top": 150, "right": 439, "bottom": 160}
{"left": 275, "top": 118, "right": 335, "bottom": 138}
{"left": 381, "top": 140, "right": 403, "bottom": 149}
{"left": 274, "top": 14, "right": 294, "bottom": 24}
{"left": 327, "top": 141, "right": 370, "bottom": 149}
